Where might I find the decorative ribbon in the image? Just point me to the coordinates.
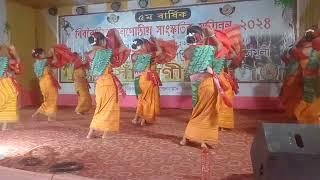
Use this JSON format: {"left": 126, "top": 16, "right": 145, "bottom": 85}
{"left": 147, "top": 71, "right": 162, "bottom": 86}
{"left": 224, "top": 72, "right": 239, "bottom": 94}
{"left": 111, "top": 74, "right": 126, "bottom": 102}
{"left": 10, "top": 77, "right": 22, "bottom": 93}
{"left": 49, "top": 72, "right": 61, "bottom": 90}
{"left": 212, "top": 71, "right": 233, "bottom": 107}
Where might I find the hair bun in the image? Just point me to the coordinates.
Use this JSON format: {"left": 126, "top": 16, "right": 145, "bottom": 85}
{"left": 32, "top": 48, "right": 44, "bottom": 58}
{"left": 131, "top": 44, "right": 137, "bottom": 49}
{"left": 88, "top": 36, "right": 96, "bottom": 45}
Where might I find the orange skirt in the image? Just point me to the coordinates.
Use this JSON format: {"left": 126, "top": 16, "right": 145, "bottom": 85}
{"left": 37, "top": 71, "right": 58, "bottom": 118}
{"left": 217, "top": 72, "right": 234, "bottom": 129}
{"left": 136, "top": 71, "right": 160, "bottom": 123}
{"left": 294, "top": 99, "right": 320, "bottom": 124}
{"left": 90, "top": 72, "right": 119, "bottom": 132}
{"left": 184, "top": 75, "right": 219, "bottom": 144}
{"left": 74, "top": 68, "right": 92, "bottom": 114}
{"left": 280, "top": 72, "right": 303, "bottom": 117}
{"left": 0, "top": 77, "right": 19, "bottom": 122}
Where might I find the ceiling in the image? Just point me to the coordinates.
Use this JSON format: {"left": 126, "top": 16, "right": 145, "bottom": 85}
{"left": 12, "top": 0, "right": 131, "bottom": 9}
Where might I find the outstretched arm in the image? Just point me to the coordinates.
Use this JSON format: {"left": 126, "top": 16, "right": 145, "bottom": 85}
{"left": 9, "top": 45, "right": 21, "bottom": 63}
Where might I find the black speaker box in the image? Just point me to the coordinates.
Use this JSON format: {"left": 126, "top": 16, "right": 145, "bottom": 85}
{"left": 251, "top": 123, "right": 320, "bottom": 180}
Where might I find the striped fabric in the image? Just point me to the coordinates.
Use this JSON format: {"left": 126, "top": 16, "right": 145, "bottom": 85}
{"left": 0, "top": 77, "right": 19, "bottom": 122}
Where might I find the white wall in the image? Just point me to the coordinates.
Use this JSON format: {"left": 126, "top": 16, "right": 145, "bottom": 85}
{"left": 0, "top": 0, "right": 7, "bottom": 43}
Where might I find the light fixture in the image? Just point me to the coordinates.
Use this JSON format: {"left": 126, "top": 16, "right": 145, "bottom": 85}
{"left": 138, "top": 0, "right": 148, "bottom": 8}
{"left": 111, "top": 1, "right": 121, "bottom": 11}
{"left": 48, "top": 7, "right": 58, "bottom": 16}
{"left": 76, "top": 6, "right": 87, "bottom": 15}
{"left": 200, "top": 0, "right": 208, "bottom": 2}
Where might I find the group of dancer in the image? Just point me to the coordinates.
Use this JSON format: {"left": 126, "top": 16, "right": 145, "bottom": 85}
{"left": 280, "top": 27, "right": 320, "bottom": 124}
{"left": 0, "top": 24, "right": 245, "bottom": 148}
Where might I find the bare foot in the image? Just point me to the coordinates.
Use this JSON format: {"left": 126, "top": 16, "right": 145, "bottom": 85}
{"left": 140, "top": 119, "right": 146, "bottom": 126}
{"left": 131, "top": 118, "right": 139, "bottom": 125}
{"left": 102, "top": 131, "right": 108, "bottom": 139}
{"left": 31, "top": 112, "right": 38, "bottom": 120}
{"left": 219, "top": 127, "right": 228, "bottom": 131}
{"left": 201, "top": 143, "right": 208, "bottom": 149}
{"left": 86, "top": 129, "right": 94, "bottom": 139}
{"left": 48, "top": 117, "right": 55, "bottom": 121}
{"left": 76, "top": 112, "right": 85, "bottom": 116}
{"left": 180, "top": 137, "right": 187, "bottom": 146}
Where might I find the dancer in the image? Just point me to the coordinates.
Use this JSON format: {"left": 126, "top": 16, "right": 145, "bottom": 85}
{"left": 282, "top": 28, "right": 320, "bottom": 123}
{"left": 32, "top": 45, "right": 75, "bottom": 121}
{"left": 204, "top": 25, "right": 244, "bottom": 130}
{"left": 0, "top": 44, "right": 23, "bottom": 130}
{"left": 131, "top": 37, "right": 177, "bottom": 126}
{"left": 180, "top": 26, "right": 222, "bottom": 148}
{"left": 31, "top": 48, "right": 60, "bottom": 121}
{"left": 73, "top": 52, "right": 92, "bottom": 115}
{"left": 86, "top": 29, "right": 130, "bottom": 139}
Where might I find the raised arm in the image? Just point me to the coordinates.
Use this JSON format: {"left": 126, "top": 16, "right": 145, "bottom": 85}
{"left": 151, "top": 36, "right": 162, "bottom": 57}
{"left": 113, "top": 29, "right": 127, "bottom": 53}
{"left": 205, "top": 28, "right": 222, "bottom": 52}
{"left": 8, "top": 45, "right": 23, "bottom": 74}
{"left": 49, "top": 48, "right": 58, "bottom": 64}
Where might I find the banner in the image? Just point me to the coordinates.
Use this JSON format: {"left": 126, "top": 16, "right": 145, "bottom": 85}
{"left": 58, "top": 0, "right": 295, "bottom": 95}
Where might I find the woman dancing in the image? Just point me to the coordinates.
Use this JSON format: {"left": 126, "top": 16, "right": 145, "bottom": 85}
{"left": 31, "top": 48, "right": 60, "bottom": 121}
{"left": 0, "top": 44, "right": 23, "bottom": 130}
{"left": 131, "top": 37, "right": 177, "bottom": 126}
{"left": 73, "top": 52, "right": 92, "bottom": 115}
{"left": 180, "top": 26, "right": 222, "bottom": 148}
{"left": 204, "top": 25, "right": 244, "bottom": 130}
{"left": 281, "top": 28, "right": 320, "bottom": 123}
{"left": 86, "top": 29, "right": 130, "bottom": 139}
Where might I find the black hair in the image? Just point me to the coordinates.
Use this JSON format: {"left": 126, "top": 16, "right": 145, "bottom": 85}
{"left": 186, "top": 25, "right": 204, "bottom": 36}
{"left": 305, "top": 31, "right": 314, "bottom": 42}
{"left": 88, "top": 32, "right": 106, "bottom": 46}
{"left": 131, "top": 38, "right": 144, "bottom": 49}
{"left": 32, "top": 48, "right": 45, "bottom": 58}
{"left": 186, "top": 25, "right": 204, "bottom": 44}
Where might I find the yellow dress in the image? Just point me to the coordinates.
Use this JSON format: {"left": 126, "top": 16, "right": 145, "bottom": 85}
{"left": 217, "top": 71, "right": 234, "bottom": 129}
{"left": 184, "top": 74, "right": 219, "bottom": 144}
{"left": 0, "top": 77, "right": 19, "bottom": 122}
{"left": 136, "top": 64, "right": 160, "bottom": 123}
{"left": 73, "top": 68, "right": 92, "bottom": 114}
{"left": 37, "top": 67, "right": 58, "bottom": 118}
{"left": 90, "top": 65, "right": 120, "bottom": 132}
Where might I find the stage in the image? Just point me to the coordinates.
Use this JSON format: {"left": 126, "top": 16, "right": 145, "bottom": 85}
{"left": 0, "top": 107, "right": 294, "bottom": 180}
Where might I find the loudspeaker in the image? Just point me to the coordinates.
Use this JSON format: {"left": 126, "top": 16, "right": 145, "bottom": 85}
{"left": 251, "top": 123, "right": 320, "bottom": 180}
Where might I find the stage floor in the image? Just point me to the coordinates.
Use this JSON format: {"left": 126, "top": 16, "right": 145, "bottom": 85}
{"left": 0, "top": 107, "right": 294, "bottom": 180}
